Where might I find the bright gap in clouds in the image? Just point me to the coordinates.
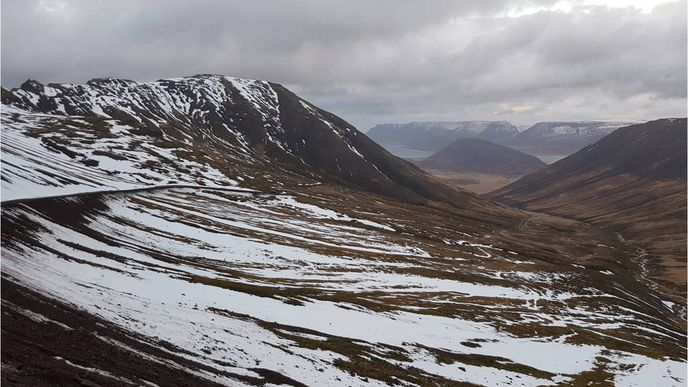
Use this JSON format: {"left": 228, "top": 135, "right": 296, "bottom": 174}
{"left": 3, "top": 0, "right": 684, "bottom": 129}
{"left": 506, "top": 0, "right": 677, "bottom": 17}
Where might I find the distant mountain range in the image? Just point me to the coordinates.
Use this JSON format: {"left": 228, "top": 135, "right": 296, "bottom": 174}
{"left": 490, "top": 118, "right": 687, "bottom": 301}
{"left": 369, "top": 120, "right": 640, "bottom": 160}
{"left": 416, "top": 138, "right": 546, "bottom": 175}
{"left": 367, "top": 121, "right": 520, "bottom": 151}
{"left": 505, "top": 120, "right": 639, "bottom": 156}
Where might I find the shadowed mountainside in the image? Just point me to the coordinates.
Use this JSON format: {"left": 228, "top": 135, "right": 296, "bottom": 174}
{"left": 490, "top": 118, "right": 687, "bottom": 302}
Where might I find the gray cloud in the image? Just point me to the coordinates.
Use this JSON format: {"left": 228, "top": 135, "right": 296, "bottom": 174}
{"left": 2, "top": 0, "right": 685, "bottom": 129}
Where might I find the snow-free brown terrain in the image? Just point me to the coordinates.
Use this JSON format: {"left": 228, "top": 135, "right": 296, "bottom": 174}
{"left": 490, "top": 119, "right": 687, "bottom": 305}
{"left": 1, "top": 76, "right": 685, "bottom": 386}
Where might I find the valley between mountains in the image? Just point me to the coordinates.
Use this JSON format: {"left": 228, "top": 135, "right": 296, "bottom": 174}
{"left": 1, "top": 75, "right": 685, "bottom": 386}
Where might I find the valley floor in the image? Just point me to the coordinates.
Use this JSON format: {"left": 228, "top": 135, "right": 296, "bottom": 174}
{"left": 417, "top": 168, "right": 525, "bottom": 195}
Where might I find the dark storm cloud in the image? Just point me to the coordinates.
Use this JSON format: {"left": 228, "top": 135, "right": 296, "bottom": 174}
{"left": 2, "top": 0, "right": 685, "bottom": 129}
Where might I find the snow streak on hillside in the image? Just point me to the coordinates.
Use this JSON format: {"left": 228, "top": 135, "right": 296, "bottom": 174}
{"left": 1, "top": 109, "right": 238, "bottom": 202}
{"left": 1, "top": 75, "right": 685, "bottom": 386}
{"left": 3, "top": 187, "right": 685, "bottom": 386}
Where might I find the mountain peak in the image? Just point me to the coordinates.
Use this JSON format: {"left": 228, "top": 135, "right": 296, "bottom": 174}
{"left": 417, "top": 138, "right": 545, "bottom": 175}
{"left": 2, "top": 74, "right": 473, "bottom": 206}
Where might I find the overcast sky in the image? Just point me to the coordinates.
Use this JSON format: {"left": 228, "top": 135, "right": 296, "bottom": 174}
{"left": 2, "top": 0, "right": 686, "bottom": 130}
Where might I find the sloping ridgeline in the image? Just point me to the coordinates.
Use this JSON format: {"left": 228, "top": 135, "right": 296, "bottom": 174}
{"left": 2, "top": 74, "right": 471, "bottom": 206}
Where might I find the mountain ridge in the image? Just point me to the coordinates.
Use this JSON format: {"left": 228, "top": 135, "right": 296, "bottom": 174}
{"left": 1, "top": 74, "right": 475, "bottom": 207}
{"left": 367, "top": 120, "right": 520, "bottom": 152}
{"left": 505, "top": 120, "right": 640, "bottom": 156}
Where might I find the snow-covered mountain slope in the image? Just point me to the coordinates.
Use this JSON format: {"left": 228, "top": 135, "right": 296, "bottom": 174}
{"left": 3, "top": 184, "right": 685, "bottom": 386}
{"left": 1, "top": 75, "right": 465, "bottom": 205}
{"left": 1, "top": 76, "right": 685, "bottom": 386}
{"left": 506, "top": 120, "right": 639, "bottom": 155}
{"left": 367, "top": 121, "right": 520, "bottom": 153}
{"left": 1, "top": 108, "right": 240, "bottom": 202}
